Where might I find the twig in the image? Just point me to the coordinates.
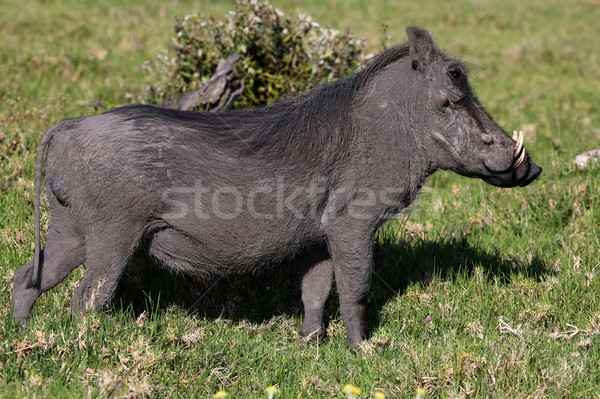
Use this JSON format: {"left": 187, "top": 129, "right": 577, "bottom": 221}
{"left": 498, "top": 316, "right": 523, "bottom": 336}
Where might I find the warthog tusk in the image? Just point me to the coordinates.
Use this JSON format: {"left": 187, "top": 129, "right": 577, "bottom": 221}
{"left": 515, "top": 149, "right": 526, "bottom": 169}
{"left": 512, "top": 130, "right": 525, "bottom": 169}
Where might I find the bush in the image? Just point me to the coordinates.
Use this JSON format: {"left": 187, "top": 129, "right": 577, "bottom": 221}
{"left": 141, "top": 0, "right": 366, "bottom": 110}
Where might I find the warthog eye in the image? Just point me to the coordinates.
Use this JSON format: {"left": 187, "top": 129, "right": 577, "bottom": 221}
{"left": 448, "top": 69, "right": 462, "bottom": 81}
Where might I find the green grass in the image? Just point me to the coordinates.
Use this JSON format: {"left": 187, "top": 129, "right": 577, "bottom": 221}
{"left": 1, "top": 0, "right": 598, "bottom": 397}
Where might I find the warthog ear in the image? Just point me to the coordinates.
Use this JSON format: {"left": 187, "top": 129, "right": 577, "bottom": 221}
{"left": 406, "top": 26, "right": 435, "bottom": 70}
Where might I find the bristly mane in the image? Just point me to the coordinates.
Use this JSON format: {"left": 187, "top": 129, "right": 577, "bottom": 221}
{"left": 112, "top": 44, "right": 410, "bottom": 161}
{"left": 221, "top": 43, "right": 411, "bottom": 158}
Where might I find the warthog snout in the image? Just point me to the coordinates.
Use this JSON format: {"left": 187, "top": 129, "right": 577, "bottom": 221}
{"left": 482, "top": 130, "right": 542, "bottom": 188}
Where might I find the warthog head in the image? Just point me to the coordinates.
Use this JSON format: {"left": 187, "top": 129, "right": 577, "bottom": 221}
{"left": 403, "top": 27, "right": 542, "bottom": 187}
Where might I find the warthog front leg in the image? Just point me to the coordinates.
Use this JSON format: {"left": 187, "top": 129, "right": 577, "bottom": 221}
{"left": 328, "top": 232, "right": 373, "bottom": 349}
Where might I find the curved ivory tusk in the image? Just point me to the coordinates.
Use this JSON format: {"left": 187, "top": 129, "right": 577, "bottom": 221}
{"left": 514, "top": 130, "right": 524, "bottom": 157}
{"left": 515, "top": 132, "right": 525, "bottom": 168}
{"left": 513, "top": 130, "right": 525, "bottom": 169}
{"left": 514, "top": 147, "right": 526, "bottom": 168}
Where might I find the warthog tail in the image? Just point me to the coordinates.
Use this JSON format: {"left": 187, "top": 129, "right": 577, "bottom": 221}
{"left": 32, "top": 128, "right": 57, "bottom": 287}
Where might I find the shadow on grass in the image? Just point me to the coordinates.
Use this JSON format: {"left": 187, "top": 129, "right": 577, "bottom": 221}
{"left": 112, "top": 229, "right": 549, "bottom": 335}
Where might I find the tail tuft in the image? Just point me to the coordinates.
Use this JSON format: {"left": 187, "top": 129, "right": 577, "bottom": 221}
{"left": 31, "top": 130, "right": 55, "bottom": 287}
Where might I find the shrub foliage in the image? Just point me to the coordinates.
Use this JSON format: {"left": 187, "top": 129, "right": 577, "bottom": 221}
{"left": 142, "top": 0, "right": 366, "bottom": 110}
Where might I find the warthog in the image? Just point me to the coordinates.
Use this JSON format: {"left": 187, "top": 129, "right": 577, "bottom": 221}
{"left": 12, "top": 27, "right": 541, "bottom": 348}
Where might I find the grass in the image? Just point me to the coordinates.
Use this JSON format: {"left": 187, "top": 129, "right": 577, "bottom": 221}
{"left": 0, "top": 0, "right": 598, "bottom": 397}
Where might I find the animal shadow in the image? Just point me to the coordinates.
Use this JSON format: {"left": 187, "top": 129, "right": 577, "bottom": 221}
{"left": 113, "top": 231, "right": 549, "bottom": 335}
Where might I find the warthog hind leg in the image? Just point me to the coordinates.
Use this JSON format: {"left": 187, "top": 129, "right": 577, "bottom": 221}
{"left": 12, "top": 227, "right": 85, "bottom": 325}
{"left": 299, "top": 244, "right": 333, "bottom": 340}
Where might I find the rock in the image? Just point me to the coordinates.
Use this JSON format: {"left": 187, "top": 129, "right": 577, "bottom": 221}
{"left": 573, "top": 149, "right": 600, "bottom": 170}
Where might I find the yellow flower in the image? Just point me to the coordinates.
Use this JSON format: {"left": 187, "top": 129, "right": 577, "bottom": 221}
{"left": 415, "top": 387, "right": 426, "bottom": 399}
{"left": 265, "top": 385, "right": 278, "bottom": 398}
{"left": 214, "top": 391, "right": 229, "bottom": 398}
{"left": 374, "top": 392, "right": 386, "bottom": 399}
{"left": 342, "top": 384, "right": 361, "bottom": 398}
